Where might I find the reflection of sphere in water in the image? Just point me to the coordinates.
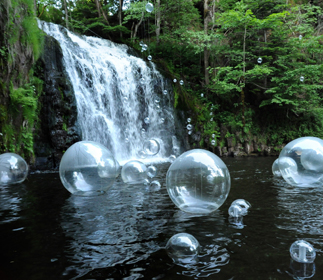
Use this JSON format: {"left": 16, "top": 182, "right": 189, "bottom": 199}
{"left": 228, "top": 204, "right": 243, "bottom": 217}
{"left": 166, "top": 233, "right": 200, "bottom": 264}
{"left": 0, "top": 153, "right": 28, "bottom": 185}
{"left": 231, "top": 199, "right": 251, "bottom": 215}
{"left": 166, "top": 149, "right": 231, "bottom": 214}
{"left": 279, "top": 137, "right": 323, "bottom": 187}
{"left": 121, "top": 160, "right": 148, "bottom": 185}
{"left": 143, "top": 139, "right": 160, "bottom": 156}
{"left": 290, "top": 240, "right": 316, "bottom": 263}
{"left": 59, "top": 141, "right": 117, "bottom": 196}
{"left": 272, "top": 158, "right": 282, "bottom": 177}
{"left": 145, "top": 2, "right": 154, "bottom": 12}
{"left": 147, "top": 165, "right": 157, "bottom": 178}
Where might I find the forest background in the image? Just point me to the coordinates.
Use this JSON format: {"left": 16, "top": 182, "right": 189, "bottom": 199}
{"left": 1, "top": 0, "right": 323, "bottom": 162}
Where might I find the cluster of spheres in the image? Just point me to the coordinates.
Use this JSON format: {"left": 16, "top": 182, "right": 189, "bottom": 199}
{"left": 166, "top": 233, "right": 200, "bottom": 264}
{"left": 0, "top": 153, "right": 28, "bottom": 185}
{"left": 290, "top": 240, "right": 316, "bottom": 263}
{"left": 166, "top": 149, "right": 231, "bottom": 214}
{"left": 59, "top": 141, "right": 119, "bottom": 196}
{"left": 274, "top": 136, "right": 323, "bottom": 187}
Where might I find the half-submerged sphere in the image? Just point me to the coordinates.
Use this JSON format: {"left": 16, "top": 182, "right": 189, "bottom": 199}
{"left": 121, "top": 160, "right": 148, "bottom": 185}
{"left": 166, "top": 149, "right": 231, "bottom": 214}
{"left": 166, "top": 233, "right": 200, "bottom": 264}
{"left": 272, "top": 158, "right": 282, "bottom": 177}
{"left": 143, "top": 139, "right": 160, "bottom": 156}
{"left": 231, "top": 199, "right": 251, "bottom": 215}
{"left": 0, "top": 153, "right": 28, "bottom": 185}
{"left": 278, "top": 137, "right": 323, "bottom": 187}
{"left": 290, "top": 240, "right": 316, "bottom": 263}
{"left": 145, "top": 2, "right": 154, "bottom": 13}
{"left": 59, "top": 141, "right": 117, "bottom": 196}
{"left": 228, "top": 204, "right": 243, "bottom": 217}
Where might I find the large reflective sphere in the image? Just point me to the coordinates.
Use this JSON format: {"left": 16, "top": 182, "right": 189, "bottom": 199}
{"left": 278, "top": 137, "right": 323, "bottom": 187}
{"left": 121, "top": 160, "right": 148, "bottom": 185}
{"left": 166, "top": 149, "right": 231, "bottom": 214}
{"left": 290, "top": 240, "right": 316, "bottom": 263}
{"left": 166, "top": 233, "right": 200, "bottom": 264}
{"left": 0, "top": 153, "right": 28, "bottom": 185}
{"left": 59, "top": 141, "right": 118, "bottom": 196}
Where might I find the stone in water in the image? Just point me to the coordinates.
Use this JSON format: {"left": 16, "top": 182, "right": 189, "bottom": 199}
{"left": 155, "top": 97, "right": 160, "bottom": 103}
{"left": 59, "top": 141, "right": 118, "bottom": 196}
{"left": 0, "top": 153, "right": 28, "bottom": 185}
{"left": 147, "top": 165, "right": 157, "bottom": 178}
{"left": 166, "top": 233, "right": 200, "bottom": 264}
{"left": 166, "top": 149, "right": 231, "bottom": 214}
{"left": 147, "top": 55, "right": 152, "bottom": 61}
{"left": 290, "top": 240, "right": 316, "bottom": 263}
{"left": 146, "top": 2, "right": 154, "bottom": 13}
{"left": 143, "top": 139, "right": 160, "bottom": 156}
{"left": 121, "top": 160, "right": 148, "bottom": 185}
{"left": 278, "top": 136, "right": 323, "bottom": 187}
{"left": 257, "top": 57, "right": 262, "bottom": 64}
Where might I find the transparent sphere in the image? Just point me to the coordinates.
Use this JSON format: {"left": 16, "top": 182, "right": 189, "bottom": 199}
{"left": 272, "top": 158, "right": 282, "bottom": 177}
{"left": 166, "top": 149, "right": 231, "bottom": 214}
{"left": 299, "top": 35, "right": 303, "bottom": 40}
{"left": 159, "top": 118, "right": 165, "bottom": 124}
{"left": 149, "top": 180, "right": 161, "bottom": 191}
{"left": 142, "top": 44, "right": 148, "bottom": 51}
{"left": 257, "top": 57, "right": 262, "bottom": 64}
{"left": 278, "top": 137, "right": 323, "bottom": 187}
{"left": 125, "top": 137, "right": 129, "bottom": 143}
{"left": 179, "top": 80, "right": 184, "bottom": 86}
{"left": 155, "top": 97, "right": 160, "bottom": 103}
{"left": 210, "top": 112, "right": 213, "bottom": 116}
{"left": 147, "top": 165, "right": 157, "bottom": 178}
{"left": 173, "top": 79, "right": 177, "bottom": 83}
{"left": 145, "top": 2, "right": 154, "bottom": 13}
{"left": 201, "top": 93, "right": 204, "bottom": 97}
{"left": 163, "top": 90, "right": 168, "bottom": 95}
{"left": 0, "top": 153, "right": 28, "bottom": 185}
{"left": 143, "top": 139, "right": 160, "bottom": 156}
{"left": 139, "top": 41, "right": 144, "bottom": 46}
{"left": 186, "top": 124, "right": 193, "bottom": 131}
{"left": 231, "top": 199, "right": 251, "bottom": 215}
{"left": 121, "top": 160, "right": 148, "bottom": 185}
{"left": 290, "top": 240, "right": 316, "bottom": 263}
{"left": 59, "top": 141, "right": 117, "bottom": 196}
{"left": 300, "top": 76, "right": 304, "bottom": 82}
{"left": 147, "top": 55, "right": 152, "bottom": 61}
{"left": 166, "top": 233, "right": 200, "bottom": 264}
{"left": 210, "top": 118, "right": 213, "bottom": 122}
{"left": 144, "top": 117, "right": 150, "bottom": 124}
{"left": 140, "top": 78, "right": 145, "bottom": 84}
{"left": 123, "top": 96, "right": 128, "bottom": 103}
{"left": 137, "top": 150, "right": 147, "bottom": 159}
{"left": 211, "top": 140, "right": 216, "bottom": 146}
{"left": 188, "top": 130, "right": 192, "bottom": 135}
{"left": 187, "top": 118, "right": 191, "bottom": 123}
{"left": 212, "top": 134, "right": 215, "bottom": 138}
{"left": 228, "top": 204, "right": 243, "bottom": 217}
{"left": 169, "top": 155, "right": 176, "bottom": 162}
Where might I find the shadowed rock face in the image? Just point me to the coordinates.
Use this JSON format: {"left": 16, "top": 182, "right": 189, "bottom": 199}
{"left": 33, "top": 35, "right": 80, "bottom": 170}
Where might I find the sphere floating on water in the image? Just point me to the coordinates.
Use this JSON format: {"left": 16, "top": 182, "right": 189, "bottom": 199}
{"left": 0, "top": 153, "right": 28, "bottom": 185}
{"left": 59, "top": 141, "right": 117, "bottom": 196}
{"left": 143, "top": 139, "right": 160, "bottom": 156}
{"left": 147, "top": 165, "right": 157, "bottom": 178}
{"left": 300, "top": 76, "right": 304, "bottom": 82}
{"left": 272, "top": 158, "right": 282, "bottom": 177}
{"left": 257, "top": 57, "right": 262, "bottom": 64}
{"left": 228, "top": 204, "right": 243, "bottom": 217}
{"left": 290, "top": 240, "right": 316, "bottom": 263}
{"left": 278, "top": 137, "right": 323, "bottom": 187}
{"left": 121, "top": 160, "right": 148, "bottom": 185}
{"left": 145, "top": 2, "right": 154, "bottom": 13}
{"left": 166, "top": 233, "right": 200, "bottom": 264}
{"left": 166, "top": 149, "right": 231, "bottom": 214}
{"left": 179, "top": 80, "right": 184, "bottom": 86}
{"left": 231, "top": 199, "right": 251, "bottom": 215}
{"left": 147, "top": 55, "right": 152, "bottom": 61}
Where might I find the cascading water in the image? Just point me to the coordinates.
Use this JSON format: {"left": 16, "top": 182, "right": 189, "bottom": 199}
{"left": 38, "top": 20, "right": 179, "bottom": 164}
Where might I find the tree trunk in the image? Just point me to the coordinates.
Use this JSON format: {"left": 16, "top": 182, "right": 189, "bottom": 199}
{"left": 155, "top": 0, "right": 161, "bottom": 44}
{"left": 118, "top": 0, "right": 123, "bottom": 38}
{"left": 94, "top": 0, "right": 102, "bottom": 18}
{"left": 133, "top": 11, "right": 144, "bottom": 41}
{"left": 63, "top": 0, "right": 69, "bottom": 29}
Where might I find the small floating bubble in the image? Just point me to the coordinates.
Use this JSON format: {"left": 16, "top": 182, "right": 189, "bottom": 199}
{"left": 139, "top": 41, "right": 144, "bottom": 46}
{"left": 149, "top": 180, "right": 161, "bottom": 191}
{"left": 290, "top": 240, "right": 316, "bottom": 263}
{"left": 179, "top": 80, "right": 184, "bottom": 86}
{"left": 257, "top": 57, "right": 262, "bottom": 64}
{"left": 201, "top": 93, "right": 204, "bottom": 97}
{"left": 212, "top": 134, "right": 215, "bottom": 138}
{"left": 187, "top": 118, "right": 191, "bottom": 123}
{"left": 137, "top": 150, "right": 147, "bottom": 159}
{"left": 147, "top": 55, "right": 152, "bottom": 61}
{"left": 147, "top": 165, "right": 157, "bottom": 178}
{"left": 159, "top": 118, "right": 165, "bottom": 124}
{"left": 211, "top": 140, "right": 216, "bottom": 146}
{"left": 142, "top": 44, "right": 148, "bottom": 51}
{"left": 169, "top": 155, "right": 176, "bottom": 162}
{"left": 186, "top": 124, "right": 193, "bottom": 130}
{"left": 210, "top": 112, "right": 213, "bottom": 116}
{"left": 210, "top": 118, "right": 213, "bottom": 121}
{"left": 299, "top": 35, "right": 303, "bottom": 40}
{"left": 144, "top": 117, "right": 150, "bottom": 124}
{"left": 300, "top": 76, "right": 304, "bottom": 82}
{"left": 145, "top": 2, "right": 154, "bottom": 13}
{"left": 140, "top": 78, "right": 145, "bottom": 84}
{"left": 173, "top": 79, "right": 177, "bottom": 83}
{"left": 143, "top": 139, "right": 160, "bottom": 156}
{"left": 125, "top": 138, "right": 129, "bottom": 143}
{"left": 163, "top": 90, "right": 168, "bottom": 95}
{"left": 188, "top": 130, "right": 192, "bottom": 135}
{"left": 155, "top": 97, "right": 160, "bottom": 103}
{"left": 228, "top": 204, "right": 243, "bottom": 217}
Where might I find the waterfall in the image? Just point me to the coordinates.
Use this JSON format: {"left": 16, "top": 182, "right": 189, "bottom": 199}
{"left": 38, "top": 21, "right": 179, "bottom": 164}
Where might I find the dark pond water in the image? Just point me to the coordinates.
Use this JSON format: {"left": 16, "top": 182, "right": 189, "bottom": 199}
{"left": 1, "top": 157, "right": 323, "bottom": 280}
